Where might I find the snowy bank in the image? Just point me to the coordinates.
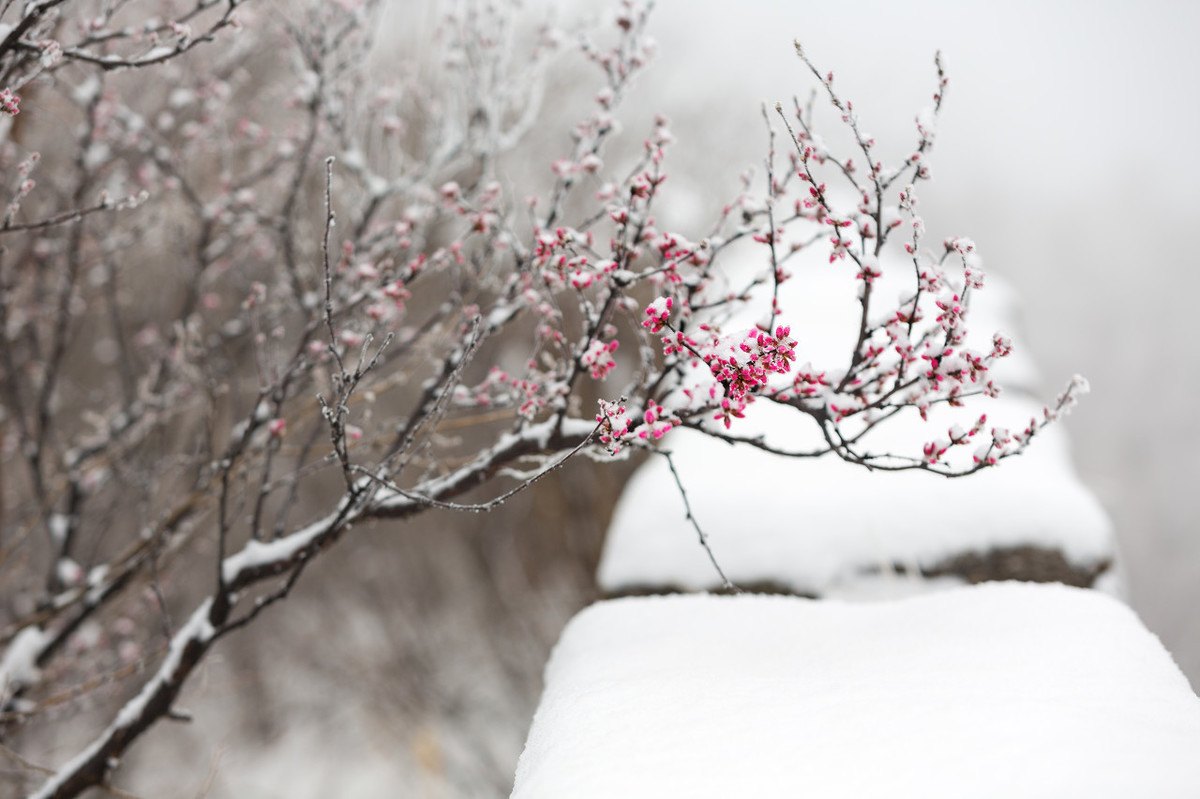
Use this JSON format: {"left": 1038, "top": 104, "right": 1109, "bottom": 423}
{"left": 597, "top": 395, "right": 1114, "bottom": 596}
{"left": 512, "top": 584, "right": 1200, "bottom": 798}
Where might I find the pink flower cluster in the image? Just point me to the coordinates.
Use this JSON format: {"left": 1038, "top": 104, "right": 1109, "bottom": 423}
{"left": 642, "top": 296, "right": 672, "bottom": 332}
{"left": 635, "top": 399, "right": 678, "bottom": 441}
{"left": 595, "top": 399, "right": 632, "bottom": 453}
{"left": 703, "top": 326, "right": 797, "bottom": 427}
{"left": 581, "top": 338, "right": 619, "bottom": 380}
{"left": 460, "top": 366, "right": 549, "bottom": 420}
{"left": 922, "top": 414, "right": 987, "bottom": 464}
{"left": 594, "top": 397, "right": 680, "bottom": 454}
{"left": 0, "top": 88, "right": 19, "bottom": 116}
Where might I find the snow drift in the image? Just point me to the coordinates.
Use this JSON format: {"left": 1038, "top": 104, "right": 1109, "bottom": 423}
{"left": 512, "top": 584, "right": 1200, "bottom": 798}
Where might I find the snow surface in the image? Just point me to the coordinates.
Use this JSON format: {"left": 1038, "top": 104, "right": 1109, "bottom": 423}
{"left": 597, "top": 394, "right": 1114, "bottom": 595}
{"left": 512, "top": 584, "right": 1200, "bottom": 798}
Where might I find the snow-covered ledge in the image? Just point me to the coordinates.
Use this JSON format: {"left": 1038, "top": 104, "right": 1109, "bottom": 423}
{"left": 598, "top": 394, "right": 1115, "bottom": 597}
{"left": 512, "top": 584, "right": 1200, "bottom": 798}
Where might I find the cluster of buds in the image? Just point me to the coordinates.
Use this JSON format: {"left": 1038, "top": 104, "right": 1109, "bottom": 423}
{"left": 0, "top": 88, "right": 19, "bottom": 115}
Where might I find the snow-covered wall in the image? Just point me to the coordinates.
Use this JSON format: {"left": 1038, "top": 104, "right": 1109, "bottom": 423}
{"left": 514, "top": 584, "right": 1200, "bottom": 798}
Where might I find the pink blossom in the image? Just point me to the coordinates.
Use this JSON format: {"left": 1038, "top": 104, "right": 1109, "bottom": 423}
{"left": 581, "top": 339, "right": 619, "bottom": 380}
{"left": 0, "top": 88, "right": 19, "bottom": 116}
{"left": 642, "top": 296, "right": 672, "bottom": 332}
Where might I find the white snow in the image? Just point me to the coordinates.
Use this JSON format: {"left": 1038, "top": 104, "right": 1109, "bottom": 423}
{"left": 141, "top": 46, "right": 175, "bottom": 62}
{"left": 55, "top": 557, "right": 84, "bottom": 587}
{"left": 0, "top": 626, "right": 49, "bottom": 700}
{"left": 48, "top": 513, "right": 69, "bottom": 545}
{"left": 221, "top": 524, "right": 327, "bottom": 585}
{"left": 597, "top": 394, "right": 1114, "bottom": 595}
{"left": 512, "top": 584, "right": 1200, "bottom": 798}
